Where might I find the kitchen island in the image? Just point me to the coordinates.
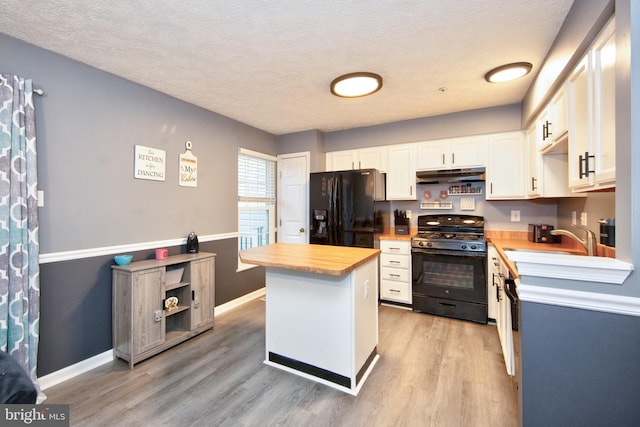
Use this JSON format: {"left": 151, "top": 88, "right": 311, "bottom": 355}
{"left": 239, "top": 243, "right": 380, "bottom": 395}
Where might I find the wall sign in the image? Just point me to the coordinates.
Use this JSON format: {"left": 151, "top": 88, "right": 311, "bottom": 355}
{"left": 179, "top": 140, "right": 198, "bottom": 187}
{"left": 134, "top": 145, "right": 166, "bottom": 181}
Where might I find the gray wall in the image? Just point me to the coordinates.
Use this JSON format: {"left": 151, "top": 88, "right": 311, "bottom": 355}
{"left": 1, "top": 33, "right": 274, "bottom": 375}
{"left": 521, "top": 300, "right": 640, "bottom": 426}
{"left": 277, "top": 130, "right": 326, "bottom": 172}
{"left": 324, "top": 104, "right": 522, "bottom": 151}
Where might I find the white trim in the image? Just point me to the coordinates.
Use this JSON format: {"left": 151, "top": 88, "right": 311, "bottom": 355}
{"left": 239, "top": 147, "right": 277, "bottom": 162}
{"left": 39, "top": 232, "right": 238, "bottom": 264}
{"left": 214, "top": 287, "right": 266, "bottom": 316}
{"left": 39, "top": 349, "right": 114, "bottom": 390}
{"left": 518, "top": 282, "right": 640, "bottom": 317}
{"left": 38, "top": 288, "right": 266, "bottom": 389}
{"left": 504, "top": 251, "right": 634, "bottom": 284}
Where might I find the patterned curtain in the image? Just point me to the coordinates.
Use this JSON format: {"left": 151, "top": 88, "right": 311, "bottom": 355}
{"left": 0, "top": 73, "right": 42, "bottom": 398}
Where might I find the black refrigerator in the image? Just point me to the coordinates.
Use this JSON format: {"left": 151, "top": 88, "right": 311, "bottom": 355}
{"left": 309, "top": 169, "right": 386, "bottom": 248}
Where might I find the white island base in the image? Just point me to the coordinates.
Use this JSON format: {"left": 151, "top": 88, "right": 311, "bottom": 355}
{"left": 264, "top": 257, "right": 379, "bottom": 396}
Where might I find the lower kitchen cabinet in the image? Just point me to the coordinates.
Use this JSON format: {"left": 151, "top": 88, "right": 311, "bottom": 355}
{"left": 487, "top": 245, "right": 514, "bottom": 376}
{"left": 379, "top": 240, "right": 412, "bottom": 305}
{"left": 112, "top": 252, "right": 216, "bottom": 368}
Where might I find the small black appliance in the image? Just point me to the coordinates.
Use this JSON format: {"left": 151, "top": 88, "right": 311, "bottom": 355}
{"left": 528, "top": 224, "right": 559, "bottom": 243}
{"left": 186, "top": 231, "right": 199, "bottom": 253}
{"left": 599, "top": 218, "right": 615, "bottom": 247}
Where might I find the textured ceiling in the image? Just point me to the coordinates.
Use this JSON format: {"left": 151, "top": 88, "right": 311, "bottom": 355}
{"left": 0, "top": 0, "right": 574, "bottom": 135}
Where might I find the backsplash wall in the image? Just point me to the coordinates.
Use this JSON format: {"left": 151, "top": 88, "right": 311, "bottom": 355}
{"left": 388, "top": 182, "right": 558, "bottom": 232}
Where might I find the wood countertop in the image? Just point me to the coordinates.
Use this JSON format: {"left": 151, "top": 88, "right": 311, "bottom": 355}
{"left": 239, "top": 243, "right": 380, "bottom": 276}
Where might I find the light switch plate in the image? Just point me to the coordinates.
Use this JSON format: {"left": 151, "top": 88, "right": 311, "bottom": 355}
{"left": 580, "top": 212, "right": 588, "bottom": 226}
{"left": 572, "top": 211, "right": 577, "bottom": 226}
{"left": 510, "top": 210, "right": 521, "bottom": 222}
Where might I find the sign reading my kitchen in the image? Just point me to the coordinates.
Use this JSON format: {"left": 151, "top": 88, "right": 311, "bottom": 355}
{"left": 179, "top": 140, "right": 198, "bottom": 187}
{"left": 134, "top": 145, "right": 166, "bottom": 181}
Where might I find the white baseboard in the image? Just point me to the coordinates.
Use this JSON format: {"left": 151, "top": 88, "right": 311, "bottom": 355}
{"left": 38, "top": 288, "right": 266, "bottom": 390}
{"left": 215, "top": 287, "right": 266, "bottom": 316}
{"left": 39, "top": 349, "right": 114, "bottom": 390}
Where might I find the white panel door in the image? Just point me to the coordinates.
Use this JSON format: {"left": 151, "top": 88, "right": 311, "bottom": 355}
{"left": 277, "top": 152, "right": 310, "bottom": 244}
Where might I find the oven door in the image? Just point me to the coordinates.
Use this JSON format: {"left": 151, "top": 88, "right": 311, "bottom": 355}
{"left": 411, "top": 249, "right": 487, "bottom": 304}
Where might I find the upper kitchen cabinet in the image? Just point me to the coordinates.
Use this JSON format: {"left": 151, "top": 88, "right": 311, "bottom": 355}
{"left": 387, "top": 143, "right": 417, "bottom": 200}
{"left": 526, "top": 124, "right": 542, "bottom": 198}
{"left": 567, "top": 17, "right": 616, "bottom": 191}
{"left": 326, "top": 146, "right": 388, "bottom": 172}
{"left": 537, "top": 86, "right": 569, "bottom": 152}
{"left": 486, "top": 131, "right": 526, "bottom": 200}
{"left": 417, "top": 135, "right": 487, "bottom": 170}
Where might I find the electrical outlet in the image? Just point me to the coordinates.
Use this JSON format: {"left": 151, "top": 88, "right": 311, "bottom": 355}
{"left": 510, "top": 210, "right": 521, "bottom": 222}
{"left": 154, "top": 310, "right": 163, "bottom": 322}
{"left": 572, "top": 211, "right": 577, "bottom": 226}
{"left": 405, "top": 210, "right": 411, "bottom": 222}
{"left": 364, "top": 279, "right": 369, "bottom": 298}
{"left": 37, "top": 190, "right": 44, "bottom": 208}
{"left": 580, "top": 212, "right": 588, "bottom": 226}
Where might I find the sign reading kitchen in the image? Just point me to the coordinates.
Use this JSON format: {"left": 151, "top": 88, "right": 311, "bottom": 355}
{"left": 134, "top": 145, "right": 166, "bottom": 181}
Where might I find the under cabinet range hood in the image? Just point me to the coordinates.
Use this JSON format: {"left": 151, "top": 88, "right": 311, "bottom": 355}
{"left": 416, "top": 167, "right": 486, "bottom": 184}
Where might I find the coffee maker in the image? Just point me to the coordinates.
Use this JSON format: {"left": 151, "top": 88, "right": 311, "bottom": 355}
{"left": 186, "top": 231, "right": 199, "bottom": 253}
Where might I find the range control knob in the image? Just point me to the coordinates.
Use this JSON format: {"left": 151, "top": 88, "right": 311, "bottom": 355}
{"left": 427, "top": 242, "right": 433, "bottom": 248}
{"left": 461, "top": 244, "right": 467, "bottom": 250}
{"left": 471, "top": 245, "right": 477, "bottom": 250}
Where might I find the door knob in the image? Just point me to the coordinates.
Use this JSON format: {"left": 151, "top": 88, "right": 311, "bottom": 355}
{"left": 299, "top": 227, "right": 305, "bottom": 232}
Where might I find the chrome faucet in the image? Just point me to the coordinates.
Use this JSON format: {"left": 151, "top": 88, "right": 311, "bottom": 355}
{"left": 550, "top": 228, "right": 598, "bottom": 256}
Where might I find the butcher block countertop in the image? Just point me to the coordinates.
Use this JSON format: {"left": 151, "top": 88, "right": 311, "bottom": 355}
{"left": 488, "top": 238, "right": 585, "bottom": 278}
{"left": 239, "top": 243, "right": 380, "bottom": 276}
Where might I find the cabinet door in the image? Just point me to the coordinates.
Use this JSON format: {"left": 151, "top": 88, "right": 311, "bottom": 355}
{"left": 132, "top": 268, "right": 165, "bottom": 355}
{"left": 592, "top": 18, "right": 616, "bottom": 186}
{"left": 567, "top": 56, "right": 593, "bottom": 189}
{"left": 487, "top": 246, "right": 500, "bottom": 321}
{"left": 550, "top": 87, "right": 568, "bottom": 141}
{"left": 526, "top": 125, "right": 541, "bottom": 198}
{"left": 387, "top": 143, "right": 417, "bottom": 200}
{"left": 190, "top": 258, "right": 215, "bottom": 328}
{"left": 417, "top": 139, "right": 449, "bottom": 170}
{"left": 450, "top": 136, "right": 486, "bottom": 168}
{"left": 486, "top": 132, "right": 526, "bottom": 199}
{"left": 358, "top": 147, "right": 387, "bottom": 172}
{"left": 326, "top": 150, "right": 357, "bottom": 171}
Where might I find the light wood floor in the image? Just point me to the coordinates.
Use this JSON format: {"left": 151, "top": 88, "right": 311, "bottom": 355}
{"left": 45, "top": 299, "right": 518, "bottom": 427}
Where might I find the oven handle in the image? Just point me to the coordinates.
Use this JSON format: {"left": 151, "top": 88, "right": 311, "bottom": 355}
{"left": 411, "top": 248, "right": 487, "bottom": 258}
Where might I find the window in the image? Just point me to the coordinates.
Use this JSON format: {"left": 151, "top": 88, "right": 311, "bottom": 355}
{"left": 238, "top": 148, "right": 276, "bottom": 270}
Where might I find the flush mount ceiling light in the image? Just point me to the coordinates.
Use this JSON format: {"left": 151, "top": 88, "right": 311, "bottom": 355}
{"left": 330, "top": 72, "right": 383, "bottom": 98}
{"left": 484, "top": 62, "right": 533, "bottom": 83}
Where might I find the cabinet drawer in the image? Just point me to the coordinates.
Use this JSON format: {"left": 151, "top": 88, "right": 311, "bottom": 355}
{"left": 381, "top": 280, "right": 411, "bottom": 303}
{"left": 381, "top": 267, "right": 410, "bottom": 282}
{"left": 381, "top": 253, "right": 410, "bottom": 269}
{"left": 380, "top": 240, "right": 410, "bottom": 254}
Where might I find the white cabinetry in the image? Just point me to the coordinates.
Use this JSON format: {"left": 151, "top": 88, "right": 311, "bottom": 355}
{"left": 567, "top": 17, "right": 616, "bottom": 191}
{"left": 487, "top": 246, "right": 513, "bottom": 376}
{"left": 379, "top": 240, "right": 411, "bottom": 305}
{"left": 386, "top": 143, "right": 417, "bottom": 200}
{"left": 417, "top": 135, "right": 486, "bottom": 170}
{"left": 486, "top": 131, "right": 527, "bottom": 200}
{"left": 526, "top": 124, "right": 542, "bottom": 198}
{"left": 326, "top": 147, "right": 387, "bottom": 172}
